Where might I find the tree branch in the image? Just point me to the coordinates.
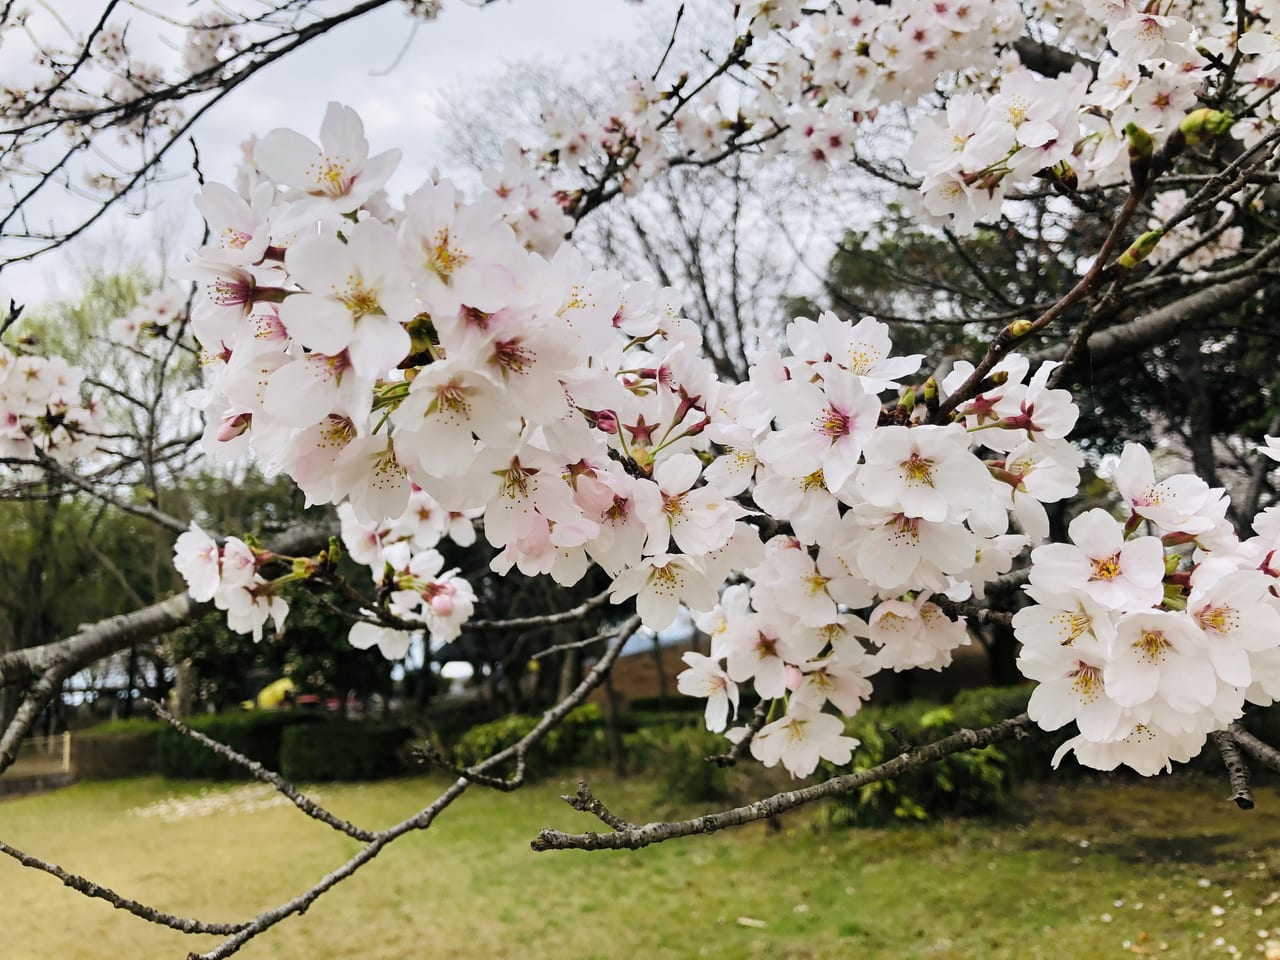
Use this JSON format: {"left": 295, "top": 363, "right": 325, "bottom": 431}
{"left": 1212, "top": 729, "right": 1254, "bottom": 811}
{"left": 531, "top": 712, "right": 1034, "bottom": 852}
{"left": 147, "top": 699, "right": 376, "bottom": 841}
{"left": 0, "top": 838, "right": 246, "bottom": 936}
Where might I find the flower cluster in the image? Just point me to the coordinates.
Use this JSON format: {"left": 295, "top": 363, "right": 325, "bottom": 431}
{"left": 173, "top": 523, "right": 288, "bottom": 642}
{"left": 107, "top": 288, "right": 188, "bottom": 349}
{"left": 668, "top": 329, "right": 1088, "bottom": 776}
{"left": 0, "top": 342, "right": 100, "bottom": 471}
{"left": 1145, "top": 190, "right": 1246, "bottom": 272}
{"left": 518, "top": 0, "right": 1276, "bottom": 240}
{"left": 1016, "top": 444, "right": 1280, "bottom": 775}
{"left": 337, "top": 494, "right": 480, "bottom": 659}
{"left": 169, "top": 99, "right": 1280, "bottom": 782}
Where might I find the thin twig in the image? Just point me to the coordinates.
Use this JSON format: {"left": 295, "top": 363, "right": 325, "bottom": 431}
{"left": 146, "top": 699, "right": 376, "bottom": 841}
{"left": 705, "top": 700, "right": 768, "bottom": 768}
{"left": 0, "top": 838, "right": 246, "bottom": 935}
{"left": 468, "top": 588, "right": 612, "bottom": 632}
{"left": 191, "top": 614, "right": 639, "bottom": 959}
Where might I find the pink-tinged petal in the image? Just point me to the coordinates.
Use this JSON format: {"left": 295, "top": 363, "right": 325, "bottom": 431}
{"left": 279, "top": 295, "right": 355, "bottom": 357}
{"left": 1075, "top": 697, "right": 1124, "bottom": 742}
{"left": 1208, "top": 640, "right": 1251, "bottom": 688}
{"left": 857, "top": 528, "right": 918, "bottom": 589}
{"left": 1068, "top": 508, "right": 1122, "bottom": 555}
{"left": 319, "top": 102, "right": 369, "bottom": 158}
{"left": 823, "top": 437, "right": 860, "bottom": 492}
{"left": 1113, "top": 443, "right": 1152, "bottom": 503}
{"left": 346, "top": 314, "right": 410, "bottom": 379}
{"left": 263, "top": 355, "right": 343, "bottom": 427}
{"left": 655, "top": 452, "right": 702, "bottom": 494}
{"left": 1028, "top": 542, "right": 1090, "bottom": 585}
{"left": 636, "top": 583, "right": 679, "bottom": 631}
{"left": 255, "top": 129, "right": 321, "bottom": 192}
{"left": 287, "top": 234, "right": 351, "bottom": 294}
{"left": 705, "top": 694, "right": 730, "bottom": 733}
{"left": 1027, "top": 681, "right": 1078, "bottom": 731}
{"left": 1103, "top": 658, "right": 1159, "bottom": 707}
{"left": 865, "top": 354, "right": 924, "bottom": 384}
{"left": 1160, "top": 654, "right": 1218, "bottom": 711}
{"left": 348, "top": 622, "right": 412, "bottom": 659}
{"left": 680, "top": 566, "right": 721, "bottom": 612}
{"left": 1013, "top": 495, "right": 1049, "bottom": 541}
{"left": 359, "top": 148, "right": 402, "bottom": 193}
{"left": 447, "top": 261, "right": 518, "bottom": 313}
{"left": 1119, "top": 537, "right": 1165, "bottom": 587}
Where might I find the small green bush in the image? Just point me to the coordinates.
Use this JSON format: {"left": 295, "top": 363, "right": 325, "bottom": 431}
{"left": 623, "top": 725, "right": 731, "bottom": 804}
{"left": 279, "top": 722, "right": 413, "bottom": 782}
{"left": 819, "top": 687, "right": 1052, "bottom": 828}
{"left": 451, "top": 704, "right": 606, "bottom": 772}
{"left": 156, "top": 711, "right": 322, "bottom": 780}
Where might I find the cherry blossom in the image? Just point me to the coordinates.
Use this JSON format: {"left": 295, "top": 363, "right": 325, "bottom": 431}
{"left": 751, "top": 703, "right": 860, "bottom": 778}
{"left": 254, "top": 102, "right": 400, "bottom": 222}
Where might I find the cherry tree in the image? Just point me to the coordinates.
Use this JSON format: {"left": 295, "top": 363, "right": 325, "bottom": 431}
{"left": 2, "top": 0, "right": 1280, "bottom": 955}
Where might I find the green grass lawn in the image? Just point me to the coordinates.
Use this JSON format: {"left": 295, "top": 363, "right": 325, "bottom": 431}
{"left": 2, "top": 771, "right": 1279, "bottom": 959}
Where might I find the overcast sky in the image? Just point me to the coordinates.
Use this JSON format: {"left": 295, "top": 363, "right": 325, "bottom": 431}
{"left": 3, "top": 0, "right": 683, "bottom": 304}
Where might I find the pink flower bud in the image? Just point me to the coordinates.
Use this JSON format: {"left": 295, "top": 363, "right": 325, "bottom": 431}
{"left": 217, "top": 412, "right": 251, "bottom": 442}
{"left": 595, "top": 409, "right": 619, "bottom": 434}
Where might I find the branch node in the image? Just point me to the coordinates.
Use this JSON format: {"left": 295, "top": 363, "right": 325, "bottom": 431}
{"left": 562, "top": 779, "right": 636, "bottom": 832}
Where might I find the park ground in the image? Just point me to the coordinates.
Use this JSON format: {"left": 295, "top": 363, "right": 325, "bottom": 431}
{"left": 1, "top": 772, "right": 1278, "bottom": 959}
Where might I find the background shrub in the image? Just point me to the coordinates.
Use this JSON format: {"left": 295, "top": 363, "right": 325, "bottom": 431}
{"left": 623, "top": 725, "right": 732, "bottom": 804}
{"left": 73, "top": 727, "right": 160, "bottom": 780}
{"left": 819, "top": 687, "right": 1051, "bottom": 827}
{"left": 156, "top": 712, "right": 322, "bottom": 780}
{"left": 451, "top": 704, "right": 607, "bottom": 772}
{"left": 279, "top": 722, "right": 414, "bottom": 782}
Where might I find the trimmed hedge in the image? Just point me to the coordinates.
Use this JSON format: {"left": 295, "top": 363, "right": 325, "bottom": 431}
{"left": 73, "top": 729, "right": 159, "bottom": 780}
{"left": 279, "top": 722, "right": 414, "bottom": 782}
{"left": 78, "top": 717, "right": 163, "bottom": 737}
{"left": 451, "top": 704, "right": 607, "bottom": 772}
{"left": 156, "top": 711, "right": 323, "bottom": 780}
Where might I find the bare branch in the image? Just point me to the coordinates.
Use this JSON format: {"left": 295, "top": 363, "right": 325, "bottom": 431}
{"left": 467, "top": 588, "right": 612, "bottom": 632}
{"left": 1229, "top": 723, "right": 1280, "bottom": 775}
{"left": 705, "top": 700, "right": 768, "bottom": 768}
{"left": 531, "top": 713, "right": 1034, "bottom": 852}
{"left": 33, "top": 449, "right": 190, "bottom": 534}
{"left": 0, "top": 838, "right": 246, "bottom": 936}
{"left": 560, "top": 779, "right": 637, "bottom": 831}
{"left": 1212, "top": 729, "right": 1254, "bottom": 811}
{"left": 190, "top": 613, "right": 639, "bottom": 958}
{"left": 147, "top": 699, "right": 377, "bottom": 841}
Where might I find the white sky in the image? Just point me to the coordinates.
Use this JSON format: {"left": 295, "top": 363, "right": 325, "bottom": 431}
{"left": 2, "top": 0, "right": 682, "bottom": 304}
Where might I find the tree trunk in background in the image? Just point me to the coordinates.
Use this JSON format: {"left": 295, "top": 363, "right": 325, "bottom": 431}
{"left": 122, "top": 647, "right": 138, "bottom": 718}
{"left": 556, "top": 640, "right": 582, "bottom": 706}
{"left": 1179, "top": 332, "right": 1221, "bottom": 489}
{"left": 984, "top": 623, "right": 1021, "bottom": 687}
{"left": 173, "top": 658, "right": 196, "bottom": 718}
{"left": 650, "top": 633, "right": 667, "bottom": 710}
{"left": 0, "top": 610, "right": 17, "bottom": 736}
{"left": 602, "top": 671, "right": 626, "bottom": 777}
